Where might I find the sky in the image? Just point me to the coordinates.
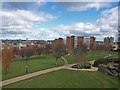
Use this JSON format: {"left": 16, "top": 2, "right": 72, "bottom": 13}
{"left": 1, "top": 1, "right": 119, "bottom": 41}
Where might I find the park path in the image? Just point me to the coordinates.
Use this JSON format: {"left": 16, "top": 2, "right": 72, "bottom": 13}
{"left": 65, "top": 54, "right": 111, "bottom": 71}
{"left": 0, "top": 65, "right": 66, "bottom": 87}
{"left": 0, "top": 61, "right": 97, "bottom": 87}
{"left": 0, "top": 54, "right": 111, "bottom": 87}
{"left": 65, "top": 60, "right": 98, "bottom": 71}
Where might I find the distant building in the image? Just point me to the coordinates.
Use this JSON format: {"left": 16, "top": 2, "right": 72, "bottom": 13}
{"left": 66, "top": 36, "right": 75, "bottom": 50}
{"left": 96, "top": 41, "right": 104, "bottom": 45}
{"left": 47, "top": 40, "right": 52, "bottom": 44}
{"left": 17, "top": 43, "right": 27, "bottom": 49}
{"left": 66, "top": 36, "right": 95, "bottom": 50}
{"left": 104, "top": 37, "right": 114, "bottom": 45}
{"left": 52, "top": 38, "right": 64, "bottom": 47}
{"left": 37, "top": 40, "right": 47, "bottom": 47}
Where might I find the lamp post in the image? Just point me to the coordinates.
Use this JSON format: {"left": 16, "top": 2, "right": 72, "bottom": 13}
{"left": 25, "top": 38, "right": 28, "bottom": 74}
{"left": 25, "top": 58, "right": 28, "bottom": 74}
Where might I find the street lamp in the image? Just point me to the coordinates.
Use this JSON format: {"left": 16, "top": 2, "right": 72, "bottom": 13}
{"left": 25, "top": 58, "right": 28, "bottom": 74}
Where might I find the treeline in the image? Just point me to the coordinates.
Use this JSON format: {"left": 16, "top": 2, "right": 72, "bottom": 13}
{"left": 2, "top": 43, "right": 68, "bottom": 74}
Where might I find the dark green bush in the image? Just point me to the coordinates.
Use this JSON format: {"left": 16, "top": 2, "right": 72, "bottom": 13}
{"left": 94, "top": 58, "right": 109, "bottom": 67}
{"left": 71, "top": 65, "right": 78, "bottom": 68}
{"left": 71, "top": 63, "right": 91, "bottom": 69}
{"left": 84, "top": 63, "right": 91, "bottom": 69}
{"left": 113, "top": 58, "right": 120, "bottom": 63}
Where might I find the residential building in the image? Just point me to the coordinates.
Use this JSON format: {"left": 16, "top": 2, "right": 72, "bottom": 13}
{"left": 52, "top": 38, "right": 64, "bottom": 47}
{"left": 96, "top": 41, "right": 104, "bottom": 45}
{"left": 47, "top": 40, "right": 52, "bottom": 44}
{"left": 104, "top": 37, "right": 114, "bottom": 45}
{"left": 66, "top": 36, "right": 96, "bottom": 50}
{"left": 17, "top": 43, "right": 27, "bottom": 49}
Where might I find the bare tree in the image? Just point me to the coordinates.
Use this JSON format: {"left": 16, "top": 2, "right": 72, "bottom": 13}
{"left": 23, "top": 46, "right": 35, "bottom": 74}
{"left": 36, "top": 47, "right": 43, "bottom": 58}
{"left": 2, "top": 43, "right": 15, "bottom": 74}
{"left": 24, "top": 46, "right": 35, "bottom": 59}
{"left": 53, "top": 44, "right": 66, "bottom": 65}
{"left": 43, "top": 44, "right": 53, "bottom": 55}
{"left": 75, "top": 42, "right": 88, "bottom": 70}
{"left": 18, "top": 48, "right": 25, "bottom": 59}
{"left": 13, "top": 47, "right": 19, "bottom": 55}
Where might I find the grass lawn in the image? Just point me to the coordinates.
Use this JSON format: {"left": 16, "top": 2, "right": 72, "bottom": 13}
{"left": 2, "top": 54, "right": 64, "bottom": 80}
{"left": 65, "top": 51, "right": 118, "bottom": 64}
{"left": 3, "top": 69, "right": 118, "bottom": 88}
{"left": 2, "top": 51, "right": 118, "bottom": 81}
{"left": 85, "top": 51, "right": 118, "bottom": 61}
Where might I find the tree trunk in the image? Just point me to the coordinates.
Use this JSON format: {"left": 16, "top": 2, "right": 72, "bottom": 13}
{"left": 56, "top": 58, "right": 58, "bottom": 65}
{"left": 78, "top": 64, "right": 79, "bottom": 72}
{"left": 22, "top": 55, "right": 24, "bottom": 59}
{"left": 5, "top": 64, "right": 8, "bottom": 74}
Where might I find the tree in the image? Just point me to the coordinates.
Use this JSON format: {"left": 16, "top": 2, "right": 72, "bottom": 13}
{"left": 43, "top": 44, "right": 53, "bottom": 55}
{"left": 22, "top": 46, "right": 35, "bottom": 74}
{"left": 53, "top": 44, "right": 66, "bottom": 65}
{"left": 104, "top": 44, "right": 112, "bottom": 59}
{"left": 24, "top": 46, "right": 35, "bottom": 59}
{"left": 36, "top": 47, "right": 43, "bottom": 58}
{"left": 18, "top": 48, "right": 26, "bottom": 59}
{"left": 2, "top": 43, "right": 15, "bottom": 74}
{"left": 75, "top": 42, "right": 88, "bottom": 69}
{"left": 13, "top": 47, "right": 19, "bottom": 55}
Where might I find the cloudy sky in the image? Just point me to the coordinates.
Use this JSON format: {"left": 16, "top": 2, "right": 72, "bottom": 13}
{"left": 1, "top": 1, "right": 118, "bottom": 41}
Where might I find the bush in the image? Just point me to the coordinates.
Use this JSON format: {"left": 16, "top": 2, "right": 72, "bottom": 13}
{"left": 94, "top": 58, "right": 109, "bottom": 67}
{"left": 113, "top": 58, "right": 120, "bottom": 63}
{"left": 71, "top": 63, "right": 91, "bottom": 69}
{"left": 71, "top": 65, "right": 79, "bottom": 68}
{"left": 84, "top": 63, "right": 91, "bottom": 69}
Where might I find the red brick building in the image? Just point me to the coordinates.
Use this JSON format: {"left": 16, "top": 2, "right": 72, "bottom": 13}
{"left": 66, "top": 36, "right": 95, "bottom": 50}
{"left": 90, "top": 37, "right": 96, "bottom": 50}
{"left": 77, "top": 37, "right": 84, "bottom": 49}
{"left": 66, "top": 36, "right": 75, "bottom": 50}
{"left": 52, "top": 38, "right": 64, "bottom": 47}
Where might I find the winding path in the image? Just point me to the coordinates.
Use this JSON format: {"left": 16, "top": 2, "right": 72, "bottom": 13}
{"left": 0, "top": 54, "right": 111, "bottom": 87}
{"left": 65, "top": 60, "right": 98, "bottom": 71}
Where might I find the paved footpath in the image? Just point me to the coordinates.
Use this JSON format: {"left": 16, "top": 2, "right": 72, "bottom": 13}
{"left": 0, "top": 65, "right": 66, "bottom": 87}
{"left": 0, "top": 55, "right": 111, "bottom": 87}
{"left": 65, "top": 60, "right": 98, "bottom": 71}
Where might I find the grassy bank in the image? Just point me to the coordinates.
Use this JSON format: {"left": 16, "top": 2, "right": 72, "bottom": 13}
{"left": 3, "top": 69, "right": 118, "bottom": 88}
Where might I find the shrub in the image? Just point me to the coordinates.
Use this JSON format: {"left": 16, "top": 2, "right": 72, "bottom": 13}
{"left": 71, "top": 63, "right": 91, "bottom": 69}
{"left": 113, "top": 58, "right": 120, "bottom": 63}
{"left": 94, "top": 58, "right": 109, "bottom": 67}
{"left": 84, "top": 63, "right": 91, "bottom": 69}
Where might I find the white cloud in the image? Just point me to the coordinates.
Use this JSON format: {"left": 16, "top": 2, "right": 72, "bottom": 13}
{"left": 71, "top": 22, "right": 100, "bottom": 34}
{"left": 50, "top": 6, "right": 118, "bottom": 41}
{"left": 1, "top": 9, "right": 57, "bottom": 39}
{"left": 1, "top": 3, "right": 118, "bottom": 41}
{"left": 1, "top": 9, "right": 56, "bottom": 26}
{"left": 58, "top": 2, "right": 111, "bottom": 12}
{"left": 51, "top": 25, "right": 70, "bottom": 35}
{"left": 96, "top": 7, "right": 118, "bottom": 37}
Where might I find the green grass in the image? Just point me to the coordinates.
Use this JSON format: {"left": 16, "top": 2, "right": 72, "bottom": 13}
{"left": 2, "top": 51, "right": 118, "bottom": 81}
{"left": 65, "top": 55, "right": 77, "bottom": 64}
{"left": 84, "top": 51, "right": 114, "bottom": 61}
{"left": 108, "top": 51, "right": 118, "bottom": 58}
{"left": 65, "top": 51, "right": 118, "bottom": 64}
{"left": 3, "top": 69, "right": 118, "bottom": 88}
{"left": 2, "top": 54, "right": 64, "bottom": 80}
